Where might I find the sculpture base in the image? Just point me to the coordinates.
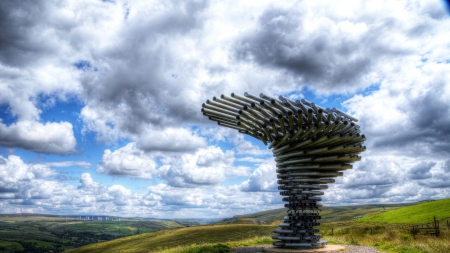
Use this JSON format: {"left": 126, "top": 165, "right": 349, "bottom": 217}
{"left": 263, "top": 245, "right": 345, "bottom": 253}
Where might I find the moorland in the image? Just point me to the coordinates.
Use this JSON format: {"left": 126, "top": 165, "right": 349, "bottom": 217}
{"left": 1, "top": 199, "right": 449, "bottom": 253}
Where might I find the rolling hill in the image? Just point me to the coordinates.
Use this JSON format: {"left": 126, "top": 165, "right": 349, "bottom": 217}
{"left": 356, "top": 198, "right": 450, "bottom": 224}
{"left": 221, "top": 202, "right": 415, "bottom": 224}
{"left": 68, "top": 224, "right": 275, "bottom": 253}
{"left": 68, "top": 199, "right": 450, "bottom": 253}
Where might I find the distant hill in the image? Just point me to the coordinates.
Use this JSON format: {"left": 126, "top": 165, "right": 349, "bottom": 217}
{"left": 356, "top": 198, "right": 450, "bottom": 224}
{"left": 220, "top": 202, "right": 416, "bottom": 224}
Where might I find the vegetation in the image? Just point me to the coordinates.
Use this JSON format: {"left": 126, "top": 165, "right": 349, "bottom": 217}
{"left": 222, "top": 202, "right": 413, "bottom": 224}
{"left": 68, "top": 224, "right": 276, "bottom": 253}
{"left": 321, "top": 223, "right": 450, "bottom": 253}
{"left": 2, "top": 199, "right": 450, "bottom": 253}
{"left": 0, "top": 215, "right": 187, "bottom": 252}
{"left": 69, "top": 198, "right": 450, "bottom": 253}
{"left": 356, "top": 199, "right": 450, "bottom": 224}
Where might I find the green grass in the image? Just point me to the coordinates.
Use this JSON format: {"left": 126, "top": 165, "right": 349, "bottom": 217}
{"left": 0, "top": 215, "right": 187, "bottom": 252}
{"left": 321, "top": 224, "right": 450, "bottom": 253}
{"left": 69, "top": 199, "right": 450, "bottom": 253}
{"left": 356, "top": 199, "right": 450, "bottom": 224}
{"left": 0, "top": 240, "right": 24, "bottom": 252}
{"left": 155, "top": 243, "right": 231, "bottom": 253}
{"left": 68, "top": 224, "right": 276, "bottom": 253}
{"left": 223, "top": 202, "right": 414, "bottom": 225}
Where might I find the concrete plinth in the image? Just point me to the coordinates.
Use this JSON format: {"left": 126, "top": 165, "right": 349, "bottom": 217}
{"left": 263, "top": 245, "right": 345, "bottom": 253}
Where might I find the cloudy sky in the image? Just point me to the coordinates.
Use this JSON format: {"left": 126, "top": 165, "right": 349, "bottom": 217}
{"left": 0, "top": 0, "right": 449, "bottom": 219}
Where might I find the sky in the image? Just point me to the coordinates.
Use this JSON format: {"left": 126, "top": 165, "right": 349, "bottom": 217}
{"left": 0, "top": 0, "right": 450, "bottom": 219}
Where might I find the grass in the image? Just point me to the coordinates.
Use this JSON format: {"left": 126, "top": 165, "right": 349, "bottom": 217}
{"left": 0, "top": 215, "right": 186, "bottom": 252}
{"left": 70, "top": 199, "right": 450, "bottom": 253}
{"left": 3, "top": 199, "right": 450, "bottom": 252}
{"left": 0, "top": 240, "right": 23, "bottom": 252}
{"left": 155, "top": 243, "right": 231, "bottom": 253}
{"left": 322, "top": 223, "right": 450, "bottom": 253}
{"left": 356, "top": 199, "right": 450, "bottom": 224}
{"left": 224, "top": 202, "right": 413, "bottom": 224}
{"left": 68, "top": 224, "right": 276, "bottom": 253}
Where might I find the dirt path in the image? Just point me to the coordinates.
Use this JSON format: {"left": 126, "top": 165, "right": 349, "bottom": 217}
{"left": 231, "top": 245, "right": 385, "bottom": 253}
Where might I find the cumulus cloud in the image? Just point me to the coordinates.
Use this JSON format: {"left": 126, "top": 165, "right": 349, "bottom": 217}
{"left": 344, "top": 64, "right": 450, "bottom": 159}
{"left": 158, "top": 146, "right": 234, "bottom": 187}
{"left": 137, "top": 128, "right": 206, "bottom": 153}
{"left": 0, "top": 155, "right": 56, "bottom": 195}
{"left": 0, "top": 0, "right": 82, "bottom": 154}
{"left": 232, "top": 2, "right": 438, "bottom": 93}
{"left": 43, "top": 161, "right": 91, "bottom": 169}
{"left": 240, "top": 160, "right": 278, "bottom": 192}
{"left": 97, "top": 143, "right": 157, "bottom": 179}
{"left": 418, "top": 173, "right": 450, "bottom": 188}
{"left": 408, "top": 161, "right": 436, "bottom": 180}
{"left": 0, "top": 155, "right": 282, "bottom": 218}
{"left": 444, "top": 159, "right": 450, "bottom": 173}
{"left": 0, "top": 120, "right": 77, "bottom": 154}
{"left": 342, "top": 158, "right": 401, "bottom": 189}
{"left": 0, "top": 0, "right": 449, "bottom": 217}
{"left": 77, "top": 0, "right": 212, "bottom": 141}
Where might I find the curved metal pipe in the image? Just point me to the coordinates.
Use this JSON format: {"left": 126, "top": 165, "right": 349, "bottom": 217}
{"left": 244, "top": 92, "right": 264, "bottom": 102}
{"left": 231, "top": 92, "right": 255, "bottom": 104}
{"left": 278, "top": 114, "right": 287, "bottom": 135}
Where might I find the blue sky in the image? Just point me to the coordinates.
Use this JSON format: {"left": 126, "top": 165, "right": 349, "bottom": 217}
{"left": 0, "top": 0, "right": 449, "bottom": 218}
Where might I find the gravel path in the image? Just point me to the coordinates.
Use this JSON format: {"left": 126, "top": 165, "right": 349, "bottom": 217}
{"left": 231, "top": 245, "right": 385, "bottom": 253}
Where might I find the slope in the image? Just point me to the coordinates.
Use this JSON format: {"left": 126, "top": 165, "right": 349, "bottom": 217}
{"left": 356, "top": 198, "right": 450, "bottom": 224}
{"left": 223, "top": 202, "right": 414, "bottom": 224}
{"left": 68, "top": 224, "right": 276, "bottom": 253}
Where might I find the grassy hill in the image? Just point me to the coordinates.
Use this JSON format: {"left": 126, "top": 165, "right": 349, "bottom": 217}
{"left": 222, "top": 202, "right": 414, "bottom": 224}
{"left": 68, "top": 224, "right": 276, "bottom": 253}
{"left": 67, "top": 199, "right": 450, "bottom": 253}
{"left": 0, "top": 215, "right": 185, "bottom": 252}
{"left": 356, "top": 198, "right": 450, "bottom": 224}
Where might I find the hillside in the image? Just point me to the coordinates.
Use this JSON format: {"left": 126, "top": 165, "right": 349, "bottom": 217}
{"left": 356, "top": 198, "right": 450, "bottom": 224}
{"left": 67, "top": 199, "right": 450, "bottom": 253}
{"left": 68, "top": 224, "right": 276, "bottom": 253}
{"left": 223, "top": 202, "right": 414, "bottom": 224}
{"left": 0, "top": 215, "right": 186, "bottom": 252}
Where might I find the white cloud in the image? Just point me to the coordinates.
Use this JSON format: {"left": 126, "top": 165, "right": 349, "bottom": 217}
{"left": 43, "top": 161, "right": 91, "bottom": 169}
{"left": 0, "top": 0, "right": 449, "bottom": 218}
{"left": 137, "top": 127, "right": 206, "bottom": 153}
{"left": 0, "top": 120, "right": 77, "bottom": 154}
{"left": 0, "top": 155, "right": 282, "bottom": 218}
{"left": 240, "top": 160, "right": 278, "bottom": 192}
{"left": 0, "top": 155, "right": 56, "bottom": 190}
{"left": 408, "top": 161, "right": 436, "bottom": 180}
{"left": 97, "top": 143, "right": 157, "bottom": 179}
{"left": 157, "top": 146, "right": 234, "bottom": 187}
{"left": 237, "top": 157, "right": 268, "bottom": 164}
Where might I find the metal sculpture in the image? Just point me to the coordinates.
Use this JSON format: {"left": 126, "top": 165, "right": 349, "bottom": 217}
{"left": 201, "top": 92, "right": 366, "bottom": 248}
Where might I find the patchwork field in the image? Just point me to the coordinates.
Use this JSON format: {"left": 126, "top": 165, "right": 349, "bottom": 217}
{"left": 0, "top": 215, "right": 187, "bottom": 252}
{"left": 2, "top": 199, "right": 449, "bottom": 253}
{"left": 70, "top": 199, "right": 450, "bottom": 253}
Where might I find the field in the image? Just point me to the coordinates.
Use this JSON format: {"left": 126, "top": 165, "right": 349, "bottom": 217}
{"left": 2, "top": 199, "right": 450, "bottom": 253}
{"left": 68, "top": 224, "right": 275, "bottom": 253}
{"left": 221, "top": 202, "right": 413, "bottom": 224}
{"left": 355, "top": 198, "right": 450, "bottom": 224}
{"left": 69, "top": 199, "right": 450, "bottom": 253}
{"left": 0, "top": 215, "right": 187, "bottom": 252}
